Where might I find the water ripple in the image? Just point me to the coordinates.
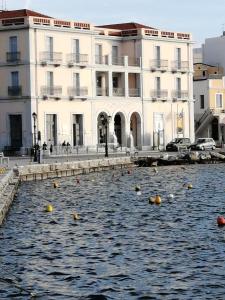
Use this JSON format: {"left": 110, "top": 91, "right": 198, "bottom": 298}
{"left": 1, "top": 164, "right": 225, "bottom": 299}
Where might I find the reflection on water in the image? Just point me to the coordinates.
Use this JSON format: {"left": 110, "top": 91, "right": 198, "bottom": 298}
{"left": 1, "top": 164, "right": 225, "bottom": 299}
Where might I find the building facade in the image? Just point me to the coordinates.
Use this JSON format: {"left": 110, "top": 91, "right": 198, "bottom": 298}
{"left": 0, "top": 9, "right": 194, "bottom": 154}
{"left": 193, "top": 63, "right": 225, "bottom": 143}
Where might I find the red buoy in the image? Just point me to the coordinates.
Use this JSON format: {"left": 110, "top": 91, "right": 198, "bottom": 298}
{"left": 127, "top": 170, "right": 131, "bottom": 175}
{"left": 217, "top": 216, "right": 225, "bottom": 226}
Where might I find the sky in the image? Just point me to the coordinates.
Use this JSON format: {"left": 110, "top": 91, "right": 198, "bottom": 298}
{"left": 4, "top": 0, "right": 225, "bottom": 47}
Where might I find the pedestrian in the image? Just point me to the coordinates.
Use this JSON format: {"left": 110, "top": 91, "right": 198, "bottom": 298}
{"left": 42, "top": 142, "right": 47, "bottom": 150}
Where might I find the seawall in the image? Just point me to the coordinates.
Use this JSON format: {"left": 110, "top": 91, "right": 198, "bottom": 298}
{"left": 0, "top": 157, "right": 132, "bottom": 225}
{"left": 0, "top": 170, "right": 19, "bottom": 225}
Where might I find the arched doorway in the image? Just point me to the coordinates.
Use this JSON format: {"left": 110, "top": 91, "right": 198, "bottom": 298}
{"left": 97, "top": 112, "right": 109, "bottom": 144}
{"left": 130, "top": 112, "right": 141, "bottom": 148}
{"left": 114, "top": 113, "right": 126, "bottom": 146}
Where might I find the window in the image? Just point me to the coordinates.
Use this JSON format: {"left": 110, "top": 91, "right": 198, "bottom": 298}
{"left": 176, "top": 77, "right": 181, "bottom": 90}
{"left": 73, "top": 114, "right": 83, "bottom": 146}
{"left": 112, "top": 46, "right": 118, "bottom": 58}
{"left": 11, "top": 71, "right": 19, "bottom": 86}
{"left": 47, "top": 71, "right": 54, "bottom": 95}
{"left": 176, "top": 78, "right": 181, "bottom": 98}
{"left": 46, "top": 114, "right": 57, "bottom": 145}
{"left": 73, "top": 39, "right": 79, "bottom": 54}
{"left": 156, "top": 46, "right": 160, "bottom": 67}
{"left": 155, "top": 77, "right": 161, "bottom": 97}
{"left": 200, "top": 95, "right": 204, "bottom": 109}
{"left": 95, "top": 44, "right": 102, "bottom": 63}
{"left": 46, "top": 36, "right": 53, "bottom": 60}
{"left": 73, "top": 73, "right": 80, "bottom": 95}
{"left": 202, "top": 71, "right": 206, "bottom": 76}
{"left": 73, "top": 39, "right": 80, "bottom": 63}
{"left": 9, "top": 72, "right": 20, "bottom": 96}
{"left": 112, "top": 46, "right": 119, "bottom": 64}
{"left": 9, "top": 36, "right": 17, "bottom": 52}
{"left": 176, "top": 48, "right": 181, "bottom": 68}
{"left": 216, "top": 93, "right": 223, "bottom": 108}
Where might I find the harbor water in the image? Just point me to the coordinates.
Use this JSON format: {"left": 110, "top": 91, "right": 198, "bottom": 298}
{"left": 1, "top": 164, "right": 225, "bottom": 299}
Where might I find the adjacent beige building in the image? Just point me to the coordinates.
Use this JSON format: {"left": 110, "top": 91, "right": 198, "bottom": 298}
{"left": 0, "top": 9, "right": 194, "bottom": 154}
{"left": 194, "top": 64, "right": 225, "bottom": 143}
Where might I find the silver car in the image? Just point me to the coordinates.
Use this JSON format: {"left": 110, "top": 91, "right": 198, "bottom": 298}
{"left": 189, "top": 138, "right": 216, "bottom": 151}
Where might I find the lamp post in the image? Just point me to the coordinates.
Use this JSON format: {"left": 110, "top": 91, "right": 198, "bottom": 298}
{"left": 100, "top": 114, "right": 111, "bottom": 157}
{"left": 32, "top": 112, "right": 38, "bottom": 162}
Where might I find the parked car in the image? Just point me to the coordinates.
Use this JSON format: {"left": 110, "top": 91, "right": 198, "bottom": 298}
{"left": 166, "top": 138, "right": 191, "bottom": 151}
{"left": 189, "top": 138, "right": 216, "bottom": 151}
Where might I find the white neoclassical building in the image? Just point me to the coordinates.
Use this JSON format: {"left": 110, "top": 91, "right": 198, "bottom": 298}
{"left": 0, "top": 9, "right": 195, "bottom": 154}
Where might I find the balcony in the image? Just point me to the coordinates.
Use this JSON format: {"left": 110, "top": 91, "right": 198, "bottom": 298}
{"left": 112, "top": 56, "right": 124, "bottom": 66}
{"left": 172, "top": 90, "right": 189, "bottom": 101}
{"left": 95, "top": 55, "right": 108, "bottom": 65}
{"left": 8, "top": 86, "right": 22, "bottom": 97}
{"left": 67, "top": 53, "right": 88, "bottom": 67}
{"left": 151, "top": 90, "right": 168, "bottom": 100}
{"left": 129, "top": 88, "right": 140, "bottom": 97}
{"left": 128, "top": 57, "right": 141, "bottom": 67}
{"left": 150, "top": 60, "right": 168, "bottom": 72}
{"left": 68, "top": 87, "right": 88, "bottom": 99}
{"left": 171, "top": 61, "right": 189, "bottom": 73}
{"left": 113, "top": 87, "right": 125, "bottom": 97}
{"left": 96, "top": 87, "right": 108, "bottom": 96}
{"left": 40, "top": 52, "right": 62, "bottom": 66}
{"left": 6, "top": 52, "right": 21, "bottom": 64}
{"left": 41, "top": 86, "right": 62, "bottom": 99}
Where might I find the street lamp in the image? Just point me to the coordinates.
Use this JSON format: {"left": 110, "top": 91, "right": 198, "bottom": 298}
{"left": 100, "top": 113, "right": 111, "bottom": 157}
{"left": 32, "top": 112, "right": 38, "bottom": 162}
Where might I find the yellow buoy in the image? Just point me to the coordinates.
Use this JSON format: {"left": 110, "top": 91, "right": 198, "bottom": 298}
{"left": 155, "top": 195, "right": 161, "bottom": 205}
{"left": 46, "top": 204, "right": 53, "bottom": 212}
{"left": 187, "top": 184, "right": 193, "bottom": 189}
{"left": 73, "top": 212, "right": 80, "bottom": 220}
{"left": 53, "top": 181, "right": 59, "bottom": 188}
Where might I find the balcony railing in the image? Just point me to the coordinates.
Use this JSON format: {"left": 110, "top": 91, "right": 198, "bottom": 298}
{"left": 68, "top": 87, "right": 88, "bottom": 98}
{"left": 95, "top": 55, "right": 108, "bottom": 65}
{"left": 40, "top": 52, "right": 62, "bottom": 66}
{"left": 8, "top": 86, "right": 22, "bottom": 97}
{"left": 41, "top": 86, "right": 62, "bottom": 97}
{"left": 171, "top": 61, "right": 189, "bottom": 72}
{"left": 150, "top": 59, "right": 168, "bottom": 71}
{"left": 6, "top": 52, "right": 21, "bottom": 63}
{"left": 67, "top": 53, "right": 88, "bottom": 66}
{"left": 172, "top": 90, "right": 189, "bottom": 100}
{"left": 128, "top": 57, "right": 140, "bottom": 67}
{"left": 96, "top": 87, "right": 109, "bottom": 96}
{"left": 113, "top": 87, "right": 125, "bottom": 96}
{"left": 129, "top": 88, "right": 140, "bottom": 97}
{"left": 151, "top": 90, "right": 168, "bottom": 99}
{"left": 112, "top": 56, "right": 124, "bottom": 66}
